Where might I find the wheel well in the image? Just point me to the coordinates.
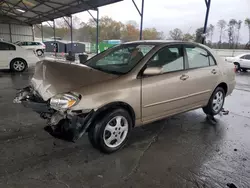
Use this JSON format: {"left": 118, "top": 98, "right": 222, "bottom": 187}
{"left": 217, "top": 82, "right": 228, "bottom": 94}
{"left": 10, "top": 58, "right": 27, "bottom": 67}
{"left": 87, "top": 102, "right": 136, "bottom": 131}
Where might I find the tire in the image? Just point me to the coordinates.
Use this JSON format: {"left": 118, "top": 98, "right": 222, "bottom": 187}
{"left": 88, "top": 108, "right": 132, "bottom": 153}
{"left": 234, "top": 62, "right": 240, "bottom": 71}
{"left": 10, "top": 59, "right": 27, "bottom": 72}
{"left": 203, "top": 87, "right": 225, "bottom": 116}
{"left": 36, "top": 49, "right": 43, "bottom": 56}
{"left": 241, "top": 68, "right": 248, "bottom": 72}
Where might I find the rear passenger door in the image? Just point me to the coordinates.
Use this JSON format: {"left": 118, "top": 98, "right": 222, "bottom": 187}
{"left": 183, "top": 44, "right": 221, "bottom": 106}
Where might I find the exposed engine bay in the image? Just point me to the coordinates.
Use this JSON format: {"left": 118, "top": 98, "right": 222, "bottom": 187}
{"left": 13, "top": 86, "right": 94, "bottom": 142}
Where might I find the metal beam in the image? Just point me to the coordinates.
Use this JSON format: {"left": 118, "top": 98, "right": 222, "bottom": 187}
{"left": 140, "top": 0, "right": 144, "bottom": 40}
{"left": 131, "top": 0, "right": 145, "bottom": 40}
{"left": 202, "top": 0, "right": 211, "bottom": 44}
{"left": 62, "top": 16, "right": 71, "bottom": 27}
{"left": 96, "top": 8, "right": 99, "bottom": 54}
{"left": 132, "top": 0, "right": 141, "bottom": 16}
{"left": 70, "top": 15, "right": 73, "bottom": 52}
{"left": 53, "top": 19, "right": 56, "bottom": 56}
{"left": 204, "top": 0, "right": 208, "bottom": 7}
{"left": 41, "top": 23, "right": 44, "bottom": 42}
{"left": 87, "top": 10, "right": 97, "bottom": 22}
{"left": 9, "top": 24, "right": 12, "bottom": 42}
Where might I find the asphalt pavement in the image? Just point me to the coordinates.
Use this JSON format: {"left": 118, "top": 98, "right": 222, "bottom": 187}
{"left": 0, "top": 67, "right": 249, "bottom": 188}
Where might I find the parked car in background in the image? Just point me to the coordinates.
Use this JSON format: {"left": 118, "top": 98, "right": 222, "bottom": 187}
{"left": 15, "top": 41, "right": 46, "bottom": 56}
{"left": 0, "top": 41, "right": 39, "bottom": 72}
{"left": 14, "top": 41, "right": 236, "bottom": 153}
{"left": 225, "top": 54, "right": 250, "bottom": 72}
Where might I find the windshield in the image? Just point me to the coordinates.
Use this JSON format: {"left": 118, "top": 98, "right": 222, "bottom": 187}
{"left": 85, "top": 44, "right": 155, "bottom": 74}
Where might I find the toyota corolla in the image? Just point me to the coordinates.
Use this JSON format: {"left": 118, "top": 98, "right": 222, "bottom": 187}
{"left": 14, "top": 41, "right": 236, "bottom": 153}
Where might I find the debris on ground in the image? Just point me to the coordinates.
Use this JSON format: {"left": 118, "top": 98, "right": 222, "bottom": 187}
{"left": 234, "top": 149, "right": 238, "bottom": 151}
{"left": 227, "top": 183, "right": 238, "bottom": 188}
{"left": 221, "top": 108, "right": 229, "bottom": 115}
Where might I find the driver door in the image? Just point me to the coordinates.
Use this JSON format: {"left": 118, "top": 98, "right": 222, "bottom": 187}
{"left": 141, "top": 44, "right": 191, "bottom": 123}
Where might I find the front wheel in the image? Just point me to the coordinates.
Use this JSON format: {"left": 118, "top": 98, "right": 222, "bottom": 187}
{"left": 10, "top": 59, "right": 27, "bottom": 72}
{"left": 234, "top": 62, "right": 240, "bottom": 71}
{"left": 88, "top": 109, "right": 132, "bottom": 153}
{"left": 203, "top": 87, "right": 225, "bottom": 116}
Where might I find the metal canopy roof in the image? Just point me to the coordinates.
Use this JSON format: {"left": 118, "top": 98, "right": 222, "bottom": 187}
{"left": 0, "top": 0, "right": 123, "bottom": 25}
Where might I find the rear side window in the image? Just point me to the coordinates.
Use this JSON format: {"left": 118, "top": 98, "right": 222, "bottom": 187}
{"left": 0, "top": 42, "right": 16, "bottom": 50}
{"left": 244, "top": 55, "right": 250, "bottom": 60}
{"left": 185, "top": 45, "right": 216, "bottom": 69}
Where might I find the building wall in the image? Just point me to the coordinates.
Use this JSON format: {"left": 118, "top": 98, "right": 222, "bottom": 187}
{"left": 0, "top": 23, "right": 33, "bottom": 42}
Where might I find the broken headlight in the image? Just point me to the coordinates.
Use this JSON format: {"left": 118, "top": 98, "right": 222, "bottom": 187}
{"left": 50, "top": 92, "right": 81, "bottom": 110}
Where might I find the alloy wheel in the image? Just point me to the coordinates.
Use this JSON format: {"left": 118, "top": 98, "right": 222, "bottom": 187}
{"left": 103, "top": 116, "right": 129, "bottom": 148}
{"left": 212, "top": 91, "right": 224, "bottom": 113}
{"left": 13, "top": 61, "right": 25, "bottom": 71}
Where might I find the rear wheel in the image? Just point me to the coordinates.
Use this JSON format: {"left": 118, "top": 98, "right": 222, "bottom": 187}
{"left": 10, "top": 59, "right": 27, "bottom": 72}
{"left": 36, "top": 49, "right": 43, "bottom": 56}
{"left": 241, "top": 68, "right": 248, "bottom": 72}
{"left": 203, "top": 87, "right": 225, "bottom": 116}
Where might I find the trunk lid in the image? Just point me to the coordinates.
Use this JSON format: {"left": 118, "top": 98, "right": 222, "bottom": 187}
{"left": 31, "top": 60, "right": 117, "bottom": 101}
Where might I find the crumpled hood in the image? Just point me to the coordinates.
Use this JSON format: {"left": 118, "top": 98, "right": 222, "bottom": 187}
{"left": 31, "top": 60, "right": 117, "bottom": 101}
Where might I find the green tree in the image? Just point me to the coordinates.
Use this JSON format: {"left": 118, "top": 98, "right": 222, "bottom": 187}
{"left": 169, "top": 28, "right": 183, "bottom": 40}
{"left": 228, "top": 19, "right": 237, "bottom": 48}
{"left": 245, "top": 18, "right": 250, "bottom": 42}
{"left": 208, "top": 24, "right": 215, "bottom": 42}
{"left": 182, "top": 33, "right": 195, "bottom": 41}
{"left": 217, "top": 20, "right": 227, "bottom": 45}
{"left": 236, "top": 20, "right": 242, "bottom": 48}
{"left": 195, "top": 27, "right": 204, "bottom": 43}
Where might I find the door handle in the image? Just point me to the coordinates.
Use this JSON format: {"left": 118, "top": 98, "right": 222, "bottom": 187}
{"left": 211, "top": 69, "right": 217, "bottom": 74}
{"left": 180, "top": 74, "right": 189, "bottom": 81}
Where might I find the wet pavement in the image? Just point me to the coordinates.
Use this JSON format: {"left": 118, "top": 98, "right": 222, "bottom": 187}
{"left": 0, "top": 67, "right": 250, "bottom": 188}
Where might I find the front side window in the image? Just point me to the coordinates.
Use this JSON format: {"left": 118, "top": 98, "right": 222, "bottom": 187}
{"left": 85, "top": 44, "right": 155, "bottom": 74}
{"left": 185, "top": 46, "right": 210, "bottom": 68}
{"left": 147, "top": 45, "right": 184, "bottom": 73}
{"left": 0, "top": 42, "right": 16, "bottom": 50}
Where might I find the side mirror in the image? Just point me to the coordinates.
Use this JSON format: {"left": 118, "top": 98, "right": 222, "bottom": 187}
{"left": 143, "top": 67, "right": 162, "bottom": 76}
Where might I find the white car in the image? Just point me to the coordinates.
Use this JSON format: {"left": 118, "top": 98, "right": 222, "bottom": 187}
{"left": 225, "top": 54, "right": 250, "bottom": 72}
{"left": 15, "top": 41, "right": 46, "bottom": 56}
{"left": 0, "top": 41, "right": 40, "bottom": 72}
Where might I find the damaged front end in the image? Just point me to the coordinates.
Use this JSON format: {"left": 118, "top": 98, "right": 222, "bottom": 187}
{"left": 13, "top": 86, "right": 94, "bottom": 142}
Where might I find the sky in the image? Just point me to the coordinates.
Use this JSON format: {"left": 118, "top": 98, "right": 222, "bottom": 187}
{"left": 75, "top": 0, "right": 250, "bottom": 43}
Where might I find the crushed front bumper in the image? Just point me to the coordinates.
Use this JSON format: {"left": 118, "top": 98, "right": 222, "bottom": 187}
{"left": 13, "top": 86, "right": 94, "bottom": 142}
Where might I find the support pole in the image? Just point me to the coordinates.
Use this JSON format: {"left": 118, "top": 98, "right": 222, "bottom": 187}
{"left": 32, "top": 25, "right": 35, "bottom": 41}
{"left": 132, "top": 0, "right": 145, "bottom": 40}
{"left": 96, "top": 8, "right": 99, "bottom": 54}
{"left": 139, "top": 0, "right": 144, "bottom": 40}
{"left": 41, "top": 22, "right": 44, "bottom": 42}
{"left": 202, "top": 0, "right": 211, "bottom": 44}
{"left": 9, "top": 24, "right": 12, "bottom": 43}
{"left": 53, "top": 20, "right": 56, "bottom": 56}
{"left": 70, "top": 15, "right": 73, "bottom": 52}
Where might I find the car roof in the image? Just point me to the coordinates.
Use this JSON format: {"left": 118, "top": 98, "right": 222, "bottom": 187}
{"left": 124, "top": 40, "right": 202, "bottom": 46}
